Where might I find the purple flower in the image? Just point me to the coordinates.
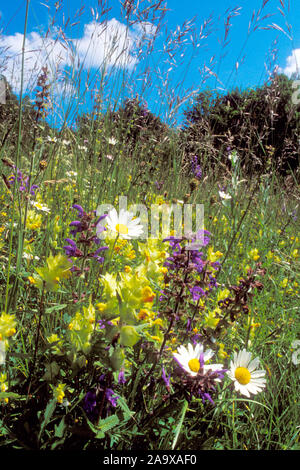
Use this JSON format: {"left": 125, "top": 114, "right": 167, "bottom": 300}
{"left": 95, "top": 214, "right": 107, "bottom": 226}
{"left": 190, "top": 285, "right": 205, "bottom": 301}
{"left": 83, "top": 390, "right": 98, "bottom": 419}
{"left": 195, "top": 229, "right": 211, "bottom": 247}
{"left": 69, "top": 220, "right": 85, "bottom": 236}
{"left": 72, "top": 204, "right": 85, "bottom": 218}
{"left": 105, "top": 388, "right": 119, "bottom": 407}
{"left": 201, "top": 392, "right": 214, "bottom": 405}
{"left": 162, "top": 367, "right": 171, "bottom": 391}
{"left": 63, "top": 238, "right": 83, "bottom": 258}
{"left": 191, "top": 333, "right": 202, "bottom": 345}
{"left": 118, "top": 370, "right": 126, "bottom": 385}
{"left": 190, "top": 155, "right": 202, "bottom": 180}
{"left": 30, "top": 184, "right": 39, "bottom": 196}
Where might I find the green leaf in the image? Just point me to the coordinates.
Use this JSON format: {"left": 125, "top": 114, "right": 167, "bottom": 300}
{"left": 38, "top": 399, "right": 57, "bottom": 441}
{"left": 172, "top": 399, "right": 188, "bottom": 450}
{"left": 45, "top": 304, "right": 67, "bottom": 314}
{"left": 54, "top": 416, "right": 66, "bottom": 438}
{"left": 0, "top": 392, "right": 21, "bottom": 400}
{"left": 98, "top": 414, "right": 120, "bottom": 434}
{"left": 85, "top": 414, "right": 119, "bottom": 440}
{"left": 116, "top": 395, "right": 135, "bottom": 421}
{"left": 120, "top": 325, "right": 140, "bottom": 347}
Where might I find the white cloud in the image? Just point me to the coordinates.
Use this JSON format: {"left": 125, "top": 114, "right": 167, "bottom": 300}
{"left": 0, "top": 31, "right": 69, "bottom": 91}
{"left": 280, "top": 49, "right": 300, "bottom": 77}
{"left": 0, "top": 18, "right": 154, "bottom": 93}
{"left": 75, "top": 19, "right": 139, "bottom": 69}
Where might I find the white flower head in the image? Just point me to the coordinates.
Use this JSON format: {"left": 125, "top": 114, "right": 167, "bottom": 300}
{"left": 219, "top": 190, "right": 232, "bottom": 200}
{"left": 108, "top": 137, "right": 117, "bottom": 146}
{"left": 98, "top": 208, "right": 144, "bottom": 240}
{"left": 228, "top": 152, "right": 239, "bottom": 165}
{"left": 30, "top": 201, "right": 51, "bottom": 213}
{"left": 173, "top": 343, "right": 224, "bottom": 377}
{"left": 227, "top": 349, "right": 266, "bottom": 397}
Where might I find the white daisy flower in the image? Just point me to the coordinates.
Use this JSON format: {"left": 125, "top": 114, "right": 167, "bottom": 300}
{"left": 219, "top": 190, "right": 232, "bottom": 200}
{"left": 108, "top": 137, "right": 117, "bottom": 146}
{"left": 173, "top": 343, "right": 224, "bottom": 377}
{"left": 227, "top": 349, "right": 266, "bottom": 397}
{"left": 99, "top": 208, "right": 144, "bottom": 240}
{"left": 22, "top": 252, "right": 40, "bottom": 261}
{"left": 47, "top": 136, "right": 57, "bottom": 143}
{"left": 30, "top": 201, "right": 50, "bottom": 213}
{"left": 66, "top": 170, "right": 78, "bottom": 178}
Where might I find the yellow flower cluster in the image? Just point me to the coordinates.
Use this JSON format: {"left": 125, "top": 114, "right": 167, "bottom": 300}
{"left": 0, "top": 312, "right": 16, "bottom": 342}
{"left": 53, "top": 383, "right": 66, "bottom": 404}
{"left": 26, "top": 210, "right": 42, "bottom": 231}
{"left": 0, "top": 372, "right": 9, "bottom": 404}
{"left": 113, "top": 239, "right": 136, "bottom": 259}
{"left": 47, "top": 334, "right": 64, "bottom": 356}
{"left": 248, "top": 248, "right": 260, "bottom": 261}
{"left": 68, "top": 302, "right": 96, "bottom": 355}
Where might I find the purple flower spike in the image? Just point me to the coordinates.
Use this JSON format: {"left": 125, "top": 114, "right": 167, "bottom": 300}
{"left": 95, "top": 214, "right": 108, "bottom": 226}
{"left": 83, "top": 390, "right": 97, "bottom": 419}
{"left": 191, "top": 155, "right": 202, "bottom": 180}
{"left": 30, "top": 184, "right": 39, "bottom": 196}
{"left": 63, "top": 238, "right": 83, "bottom": 257}
{"left": 190, "top": 285, "right": 205, "bottom": 301}
{"left": 105, "top": 388, "right": 119, "bottom": 407}
{"left": 72, "top": 204, "right": 85, "bottom": 218}
{"left": 162, "top": 367, "right": 171, "bottom": 391}
{"left": 118, "top": 370, "right": 126, "bottom": 385}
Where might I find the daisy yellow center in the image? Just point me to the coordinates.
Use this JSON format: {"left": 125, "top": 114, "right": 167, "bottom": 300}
{"left": 188, "top": 358, "right": 200, "bottom": 373}
{"left": 235, "top": 367, "right": 251, "bottom": 385}
{"left": 115, "top": 223, "right": 128, "bottom": 235}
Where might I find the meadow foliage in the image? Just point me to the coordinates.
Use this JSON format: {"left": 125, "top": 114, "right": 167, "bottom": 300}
{"left": 0, "top": 0, "right": 299, "bottom": 451}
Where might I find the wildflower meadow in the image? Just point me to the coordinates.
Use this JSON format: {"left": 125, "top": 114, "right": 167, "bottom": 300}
{"left": 0, "top": 0, "right": 299, "bottom": 454}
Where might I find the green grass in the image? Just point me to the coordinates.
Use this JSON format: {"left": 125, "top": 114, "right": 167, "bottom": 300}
{"left": 0, "top": 0, "right": 299, "bottom": 451}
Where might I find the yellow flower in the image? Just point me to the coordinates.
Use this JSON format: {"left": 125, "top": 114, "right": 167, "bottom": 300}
{"left": 138, "top": 308, "right": 152, "bottom": 321}
{"left": 249, "top": 248, "right": 260, "bottom": 261}
{"left": 26, "top": 210, "right": 42, "bottom": 230}
{"left": 53, "top": 383, "right": 66, "bottom": 404}
{"left": 97, "top": 302, "right": 107, "bottom": 312}
{"left": 280, "top": 278, "right": 288, "bottom": 288}
{"left": 141, "top": 286, "right": 155, "bottom": 304}
{"left": 47, "top": 334, "right": 63, "bottom": 355}
{"left": 205, "top": 310, "right": 220, "bottom": 329}
{"left": 28, "top": 276, "right": 36, "bottom": 284}
{"left": 207, "top": 247, "right": 223, "bottom": 263}
{"left": 218, "top": 343, "right": 229, "bottom": 360}
{"left": 0, "top": 312, "right": 17, "bottom": 339}
{"left": 217, "top": 289, "right": 230, "bottom": 302}
{"left": 128, "top": 249, "right": 136, "bottom": 260}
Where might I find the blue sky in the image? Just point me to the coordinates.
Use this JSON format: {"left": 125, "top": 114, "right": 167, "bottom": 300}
{"left": 0, "top": 0, "right": 299, "bottom": 126}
